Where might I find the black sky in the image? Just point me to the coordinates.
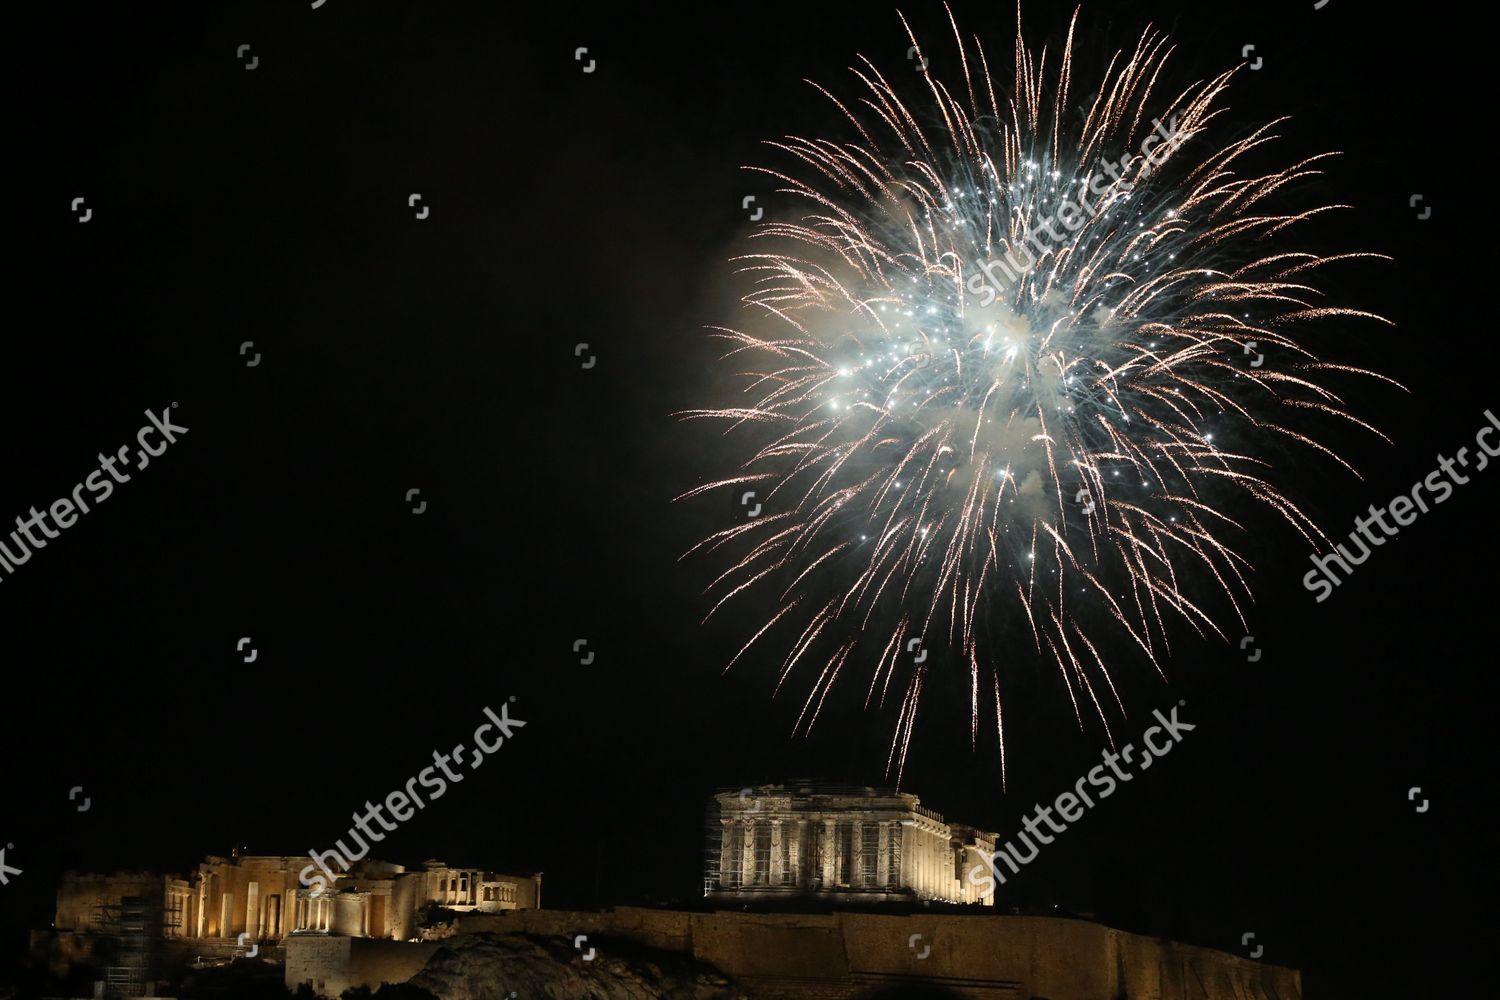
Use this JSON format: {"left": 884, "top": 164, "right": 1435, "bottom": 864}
{"left": 3, "top": 3, "right": 1494, "bottom": 998}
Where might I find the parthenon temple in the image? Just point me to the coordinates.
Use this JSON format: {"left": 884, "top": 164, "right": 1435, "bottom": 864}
{"left": 706, "top": 783, "right": 997, "bottom": 905}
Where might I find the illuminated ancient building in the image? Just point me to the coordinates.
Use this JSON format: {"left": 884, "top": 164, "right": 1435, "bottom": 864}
{"left": 44, "top": 850, "right": 541, "bottom": 949}
{"left": 705, "top": 783, "right": 997, "bottom": 905}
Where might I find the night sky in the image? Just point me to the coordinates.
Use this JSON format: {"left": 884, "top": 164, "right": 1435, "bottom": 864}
{"left": 3, "top": 3, "right": 1493, "bottom": 998}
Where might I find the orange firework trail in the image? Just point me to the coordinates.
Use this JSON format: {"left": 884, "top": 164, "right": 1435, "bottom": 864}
{"left": 677, "top": 5, "right": 1398, "bottom": 785}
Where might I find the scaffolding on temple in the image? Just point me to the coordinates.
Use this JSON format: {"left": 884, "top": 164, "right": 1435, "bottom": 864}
{"left": 95, "top": 893, "right": 179, "bottom": 998}
{"left": 704, "top": 782, "right": 909, "bottom": 899}
{"left": 702, "top": 792, "right": 727, "bottom": 897}
{"left": 701, "top": 781, "right": 1004, "bottom": 906}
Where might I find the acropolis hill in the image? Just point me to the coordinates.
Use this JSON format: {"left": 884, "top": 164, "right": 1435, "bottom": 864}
{"left": 24, "top": 787, "right": 1301, "bottom": 999}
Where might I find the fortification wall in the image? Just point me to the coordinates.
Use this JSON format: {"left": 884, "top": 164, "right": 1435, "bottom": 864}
{"left": 286, "top": 907, "right": 1301, "bottom": 999}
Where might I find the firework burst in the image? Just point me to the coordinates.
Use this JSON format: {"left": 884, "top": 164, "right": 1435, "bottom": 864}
{"left": 677, "top": 5, "right": 1396, "bottom": 784}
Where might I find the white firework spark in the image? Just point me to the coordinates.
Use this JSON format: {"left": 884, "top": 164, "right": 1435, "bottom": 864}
{"left": 677, "top": 6, "right": 1397, "bottom": 784}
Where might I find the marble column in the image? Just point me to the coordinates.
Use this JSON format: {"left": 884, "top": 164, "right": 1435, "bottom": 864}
{"left": 851, "top": 821, "right": 864, "bottom": 887}
{"left": 787, "top": 821, "right": 801, "bottom": 887}
{"left": 769, "top": 821, "right": 784, "bottom": 885}
{"left": 247, "top": 883, "right": 260, "bottom": 940}
{"left": 876, "top": 822, "right": 890, "bottom": 888}
{"left": 196, "top": 877, "right": 209, "bottom": 938}
{"left": 901, "top": 825, "right": 914, "bottom": 893}
{"left": 719, "top": 821, "right": 736, "bottom": 888}
{"left": 821, "top": 819, "right": 836, "bottom": 885}
{"left": 739, "top": 820, "right": 757, "bottom": 886}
